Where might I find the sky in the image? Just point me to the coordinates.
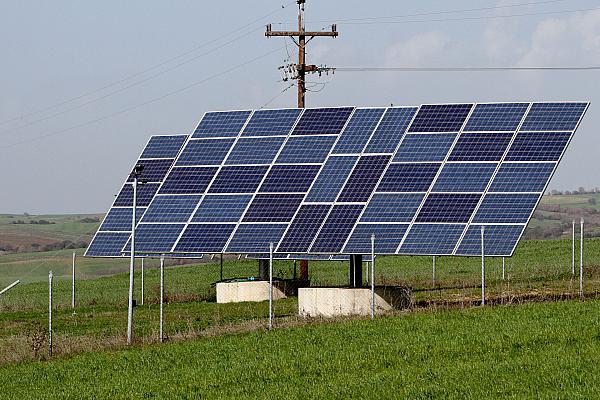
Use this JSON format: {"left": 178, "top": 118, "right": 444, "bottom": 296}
{"left": 1, "top": 0, "right": 600, "bottom": 214}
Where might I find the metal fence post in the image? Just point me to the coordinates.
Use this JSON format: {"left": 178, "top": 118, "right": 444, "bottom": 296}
{"left": 160, "top": 255, "right": 165, "bottom": 343}
{"left": 432, "top": 256, "right": 436, "bottom": 286}
{"left": 371, "top": 234, "right": 375, "bottom": 319}
{"left": 269, "top": 242, "right": 274, "bottom": 329}
{"left": 72, "top": 252, "right": 76, "bottom": 313}
{"left": 580, "top": 218, "right": 584, "bottom": 300}
{"left": 572, "top": 220, "right": 576, "bottom": 276}
{"left": 49, "top": 270, "right": 53, "bottom": 358}
{"left": 481, "top": 226, "right": 485, "bottom": 306}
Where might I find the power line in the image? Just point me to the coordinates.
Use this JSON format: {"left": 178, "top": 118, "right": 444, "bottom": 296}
{"left": 0, "top": 25, "right": 265, "bottom": 137}
{"left": 334, "top": 6, "right": 600, "bottom": 25}
{"left": 0, "top": 46, "right": 284, "bottom": 149}
{"left": 333, "top": 66, "right": 600, "bottom": 72}
{"left": 308, "top": 0, "right": 572, "bottom": 24}
{"left": 0, "top": 1, "right": 295, "bottom": 128}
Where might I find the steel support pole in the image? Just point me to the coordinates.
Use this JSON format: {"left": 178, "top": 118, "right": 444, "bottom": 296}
{"left": 572, "top": 220, "right": 576, "bottom": 276}
{"left": 220, "top": 253, "right": 223, "bottom": 281}
{"left": 502, "top": 257, "right": 505, "bottom": 281}
{"left": 481, "top": 226, "right": 485, "bottom": 306}
{"left": 371, "top": 234, "right": 375, "bottom": 319}
{"left": 127, "top": 176, "right": 137, "bottom": 345}
{"left": 580, "top": 218, "right": 584, "bottom": 300}
{"left": 269, "top": 242, "right": 274, "bottom": 329}
{"left": 160, "top": 255, "right": 164, "bottom": 343}
{"left": 48, "top": 270, "right": 53, "bottom": 358}
{"left": 72, "top": 252, "right": 76, "bottom": 312}
{"left": 365, "top": 262, "right": 369, "bottom": 284}
{"left": 141, "top": 258, "right": 145, "bottom": 306}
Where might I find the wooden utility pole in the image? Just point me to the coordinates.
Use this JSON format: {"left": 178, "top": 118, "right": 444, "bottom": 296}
{"left": 265, "top": 0, "right": 338, "bottom": 108}
{"left": 266, "top": 0, "right": 338, "bottom": 282}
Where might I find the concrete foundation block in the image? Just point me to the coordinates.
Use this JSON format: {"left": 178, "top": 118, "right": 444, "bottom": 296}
{"left": 216, "top": 281, "right": 287, "bottom": 303}
{"left": 298, "top": 286, "right": 411, "bottom": 317}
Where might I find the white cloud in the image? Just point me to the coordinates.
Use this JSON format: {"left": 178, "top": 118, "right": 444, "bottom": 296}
{"left": 384, "top": 31, "right": 453, "bottom": 67}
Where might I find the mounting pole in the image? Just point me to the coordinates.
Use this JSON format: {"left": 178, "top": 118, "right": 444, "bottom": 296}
{"left": 432, "top": 256, "right": 436, "bottom": 286}
{"left": 580, "top": 218, "right": 584, "bottom": 300}
{"left": 502, "top": 257, "right": 506, "bottom": 281}
{"left": 220, "top": 253, "right": 223, "bottom": 281}
{"left": 265, "top": 0, "right": 338, "bottom": 108}
{"left": 481, "top": 226, "right": 485, "bottom": 306}
{"left": 127, "top": 164, "right": 143, "bottom": 346}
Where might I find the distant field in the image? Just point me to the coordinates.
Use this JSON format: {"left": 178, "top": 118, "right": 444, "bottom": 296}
{"left": 1, "top": 300, "right": 599, "bottom": 399}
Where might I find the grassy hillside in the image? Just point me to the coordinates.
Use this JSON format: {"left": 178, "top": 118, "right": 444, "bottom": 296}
{"left": 1, "top": 300, "right": 599, "bottom": 399}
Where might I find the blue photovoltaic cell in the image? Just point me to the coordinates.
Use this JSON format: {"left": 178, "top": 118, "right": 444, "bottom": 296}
{"left": 225, "top": 137, "right": 285, "bottom": 165}
{"left": 243, "top": 194, "right": 304, "bottom": 222}
{"left": 311, "top": 205, "right": 364, "bottom": 253}
{"left": 409, "top": 104, "right": 472, "bottom": 132}
{"left": 159, "top": 167, "right": 218, "bottom": 194}
{"left": 241, "top": 109, "right": 302, "bottom": 136}
{"left": 260, "top": 165, "right": 320, "bottom": 193}
{"left": 292, "top": 107, "right": 354, "bottom": 135}
{"left": 490, "top": 163, "right": 555, "bottom": 192}
{"left": 432, "top": 163, "right": 496, "bottom": 192}
{"left": 360, "top": 193, "right": 424, "bottom": 223}
{"left": 141, "top": 195, "right": 202, "bottom": 223}
{"left": 365, "top": 107, "right": 418, "bottom": 153}
{"left": 114, "top": 183, "right": 160, "bottom": 207}
{"left": 192, "top": 110, "right": 251, "bottom": 138}
{"left": 191, "top": 195, "right": 252, "bottom": 222}
{"left": 378, "top": 163, "right": 441, "bottom": 192}
{"left": 506, "top": 132, "right": 571, "bottom": 161}
{"left": 140, "top": 135, "right": 187, "bottom": 159}
{"left": 473, "top": 193, "right": 540, "bottom": 223}
{"left": 448, "top": 132, "right": 513, "bottom": 161}
{"left": 400, "top": 224, "right": 465, "bottom": 255}
{"left": 277, "top": 204, "right": 331, "bottom": 253}
{"left": 276, "top": 136, "right": 337, "bottom": 164}
{"left": 99, "top": 208, "right": 144, "bottom": 231}
{"left": 209, "top": 165, "right": 268, "bottom": 193}
{"left": 174, "top": 224, "right": 236, "bottom": 253}
{"left": 226, "top": 224, "right": 288, "bottom": 253}
{"left": 456, "top": 225, "right": 525, "bottom": 256}
{"left": 305, "top": 156, "right": 357, "bottom": 202}
{"left": 416, "top": 193, "right": 481, "bottom": 223}
{"left": 332, "top": 108, "right": 385, "bottom": 154}
{"left": 128, "top": 224, "right": 185, "bottom": 253}
{"left": 126, "top": 159, "right": 173, "bottom": 183}
{"left": 85, "top": 232, "right": 131, "bottom": 257}
{"left": 393, "top": 134, "right": 456, "bottom": 162}
{"left": 175, "top": 139, "right": 235, "bottom": 166}
{"left": 338, "top": 155, "right": 391, "bottom": 202}
{"left": 464, "top": 103, "right": 528, "bottom": 132}
{"left": 344, "top": 224, "right": 408, "bottom": 253}
{"left": 520, "top": 102, "right": 587, "bottom": 131}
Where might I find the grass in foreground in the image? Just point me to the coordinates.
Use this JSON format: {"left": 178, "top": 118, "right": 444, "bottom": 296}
{"left": 1, "top": 300, "right": 599, "bottom": 399}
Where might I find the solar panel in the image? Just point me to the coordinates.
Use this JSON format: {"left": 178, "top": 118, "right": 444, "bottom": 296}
{"left": 85, "top": 135, "right": 188, "bottom": 257}
{"left": 86, "top": 102, "right": 589, "bottom": 259}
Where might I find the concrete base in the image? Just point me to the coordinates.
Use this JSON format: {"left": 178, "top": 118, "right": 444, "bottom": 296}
{"left": 298, "top": 286, "right": 412, "bottom": 318}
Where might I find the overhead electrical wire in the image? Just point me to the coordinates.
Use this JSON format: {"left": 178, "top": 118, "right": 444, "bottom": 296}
{"left": 307, "top": 0, "right": 574, "bottom": 24}
{"left": 0, "top": 46, "right": 285, "bottom": 149}
{"left": 333, "top": 66, "right": 600, "bottom": 72}
{"left": 0, "top": 0, "right": 295, "bottom": 128}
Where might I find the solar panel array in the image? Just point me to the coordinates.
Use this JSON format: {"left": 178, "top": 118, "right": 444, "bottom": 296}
{"left": 86, "top": 102, "right": 588, "bottom": 258}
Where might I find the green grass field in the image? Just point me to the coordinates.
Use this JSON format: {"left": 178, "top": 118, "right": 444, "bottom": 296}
{"left": 1, "top": 300, "right": 599, "bottom": 399}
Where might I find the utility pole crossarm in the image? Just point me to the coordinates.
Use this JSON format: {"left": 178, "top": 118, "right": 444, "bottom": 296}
{"left": 264, "top": 0, "right": 338, "bottom": 109}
